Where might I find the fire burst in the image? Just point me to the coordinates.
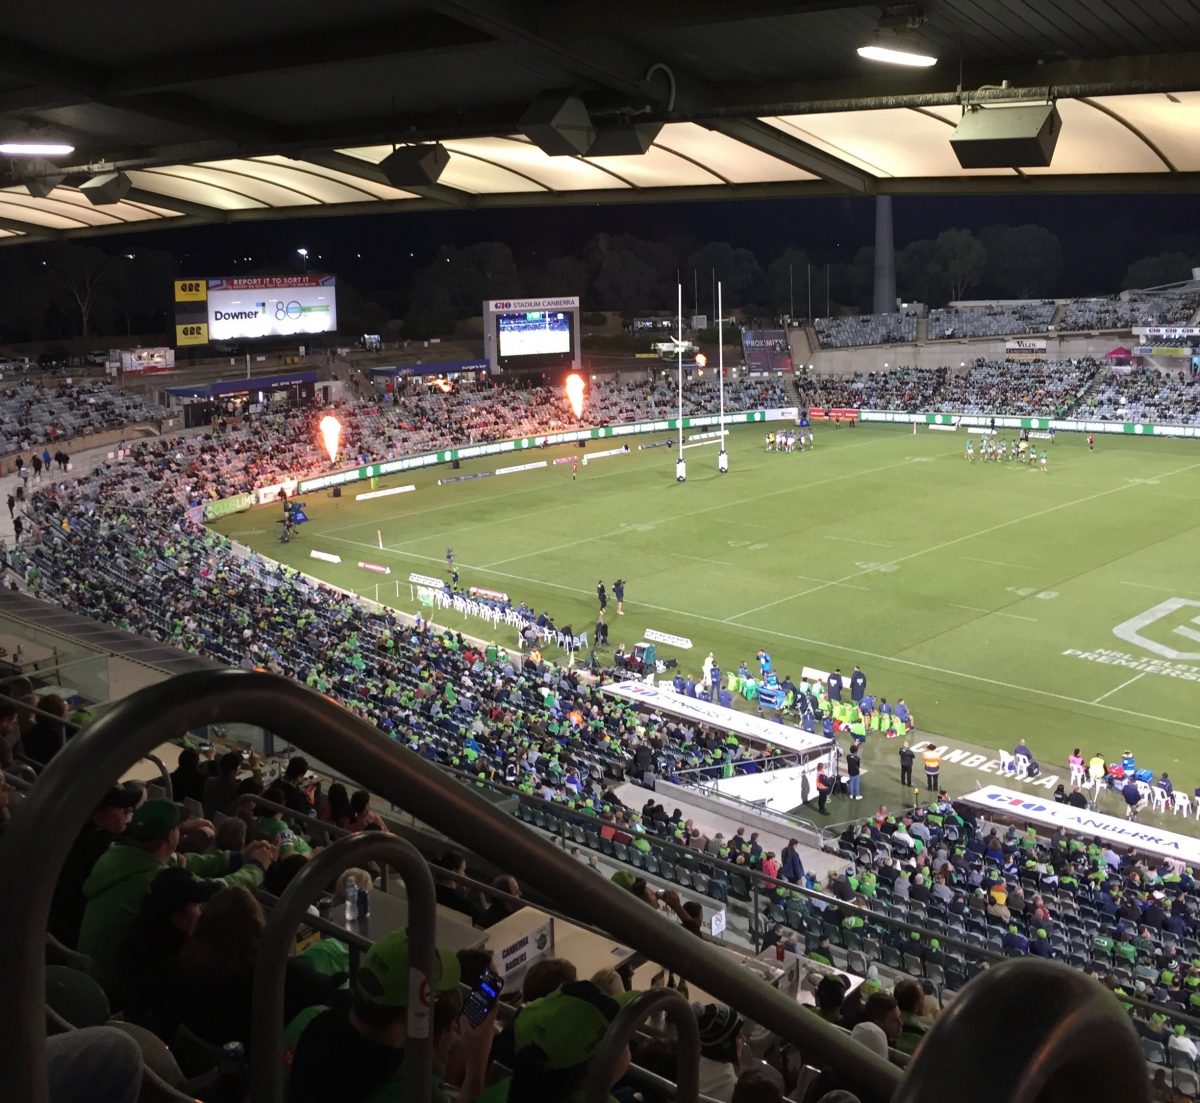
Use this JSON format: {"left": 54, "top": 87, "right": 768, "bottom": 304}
{"left": 319, "top": 415, "right": 342, "bottom": 463}
{"left": 565, "top": 373, "right": 586, "bottom": 418}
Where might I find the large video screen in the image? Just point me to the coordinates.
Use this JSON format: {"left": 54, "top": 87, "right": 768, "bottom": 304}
{"left": 206, "top": 276, "right": 337, "bottom": 340}
{"left": 496, "top": 310, "right": 572, "bottom": 360}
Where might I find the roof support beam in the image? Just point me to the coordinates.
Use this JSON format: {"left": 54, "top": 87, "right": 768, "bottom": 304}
{"left": 121, "top": 187, "right": 229, "bottom": 223}
{"left": 107, "top": 17, "right": 495, "bottom": 95}
{"left": 706, "top": 118, "right": 875, "bottom": 194}
{"left": 546, "top": 0, "right": 866, "bottom": 35}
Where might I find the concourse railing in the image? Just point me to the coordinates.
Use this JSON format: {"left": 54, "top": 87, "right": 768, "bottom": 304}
{"left": 0, "top": 669, "right": 1153, "bottom": 1103}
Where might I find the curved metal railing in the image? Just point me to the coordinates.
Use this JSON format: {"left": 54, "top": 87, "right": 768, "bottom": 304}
{"left": 252, "top": 832, "right": 437, "bottom": 1103}
{"left": 586, "top": 988, "right": 700, "bottom": 1103}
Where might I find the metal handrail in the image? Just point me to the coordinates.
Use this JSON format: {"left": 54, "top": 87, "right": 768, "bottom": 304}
{"left": 144, "top": 752, "right": 172, "bottom": 801}
{"left": 586, "top": 988, "right": 700, "bottom": 1103}
{"left": 0, "top": 669, "right": 902, "bottom": 1103}
{"left": 252, "top": 833, "right": 437, "bottom": 1103}
{"left": 893, "top": 958, "right": 1150, "bottom": 1103}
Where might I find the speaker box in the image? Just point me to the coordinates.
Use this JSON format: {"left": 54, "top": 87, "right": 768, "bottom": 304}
{"left": 80, "top": 171, "right": 132, "bottom": 205}
{"left": 451, "top": 459, "right": 461, "bottom": 469}
{"left": 331, "top": 487, "right": 342, "bottom": 497}
{"left": 520, "top": 91, "right": 594, "bottom": 156}
{"left": 378, "top": 144, "right": 449, "bottom": 188}
{"left": 587, "top": 122, "right": 662, "bottom": 157}
{"left": 23, "top": 160, "right": 64, "bottom": 198}
{"left": 950, "top": 104, "right": 1061, "bottom": 168}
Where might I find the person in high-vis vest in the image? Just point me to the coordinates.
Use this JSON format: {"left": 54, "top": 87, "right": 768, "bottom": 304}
{"left": 922, "top": 745, "right": 941, "bottom": 791}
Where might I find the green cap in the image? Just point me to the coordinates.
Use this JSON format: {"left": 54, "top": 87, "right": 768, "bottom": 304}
{"left": 1037, "top": 929, "right": 1048, "bottom": 939}
{"left": 254, "top": 816, "right": 288, "bottom": 839}
{"left": 126, "top": 799, "right": 182, "bottom": 842}
{"left": 610, "top": 871, "right": 637, "bottom": 891}
{"left": 930, "top": 939, "right": 940, "bottom": 949}
{"left": 354, "top": 930, "right": 461, "bottom": 1009}
{"left": 514, "top": 982, "right": 620, "bottom": 1070}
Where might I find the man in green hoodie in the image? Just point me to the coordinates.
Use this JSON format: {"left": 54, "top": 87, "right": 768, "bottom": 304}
{"left": 78, "top": 799, "right": 275, "bottom": 995}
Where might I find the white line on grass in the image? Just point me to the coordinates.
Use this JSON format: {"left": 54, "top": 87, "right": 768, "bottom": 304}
{"left": 1121, "top": 580, "right": 1200, "bottom": 598}
{"left": 713, "top": 518, "right": 768, "bottom": 529}
{"left": 725, "top": 458, "right": 1200, "bottom": 622}
{"left": 480, "top": 446, "right": 926, "bottom": 570}
{"left": 825, "top": 535, "right": 892, "bottom": 548}
{"left": 1092, "top": 672, "right": 1146, "bottom": 704}
{"left": 949, "top": 603, "right": 1037, "bottom": 622}
{"left": 675, "top": 554, "right": 732, "bottom": 567}
{"left": 319, "top": 534, "right": 1200, "bottom": 733}
{"left": 960, "top": 556, "right": 1034, "bottom": 570}
{"left": 798, "top": 575, "right": 871, "bottom": 592}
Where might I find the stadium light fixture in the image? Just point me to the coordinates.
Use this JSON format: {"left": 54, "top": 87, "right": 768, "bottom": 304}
{"left": 0, "top": 141, "right": 73, "bottom": 156}
{"left": 858, "top": 5, "right": 936, "bottom": 67}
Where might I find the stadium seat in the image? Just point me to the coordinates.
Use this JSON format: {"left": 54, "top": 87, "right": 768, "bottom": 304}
{"left": 45, "top": 965, "right": 109, "bottom": 1029}
{"left": 1175, "top": 1068, "right": 1200, "bottom": 1097}
{"left": 903, "top": 952, "right": 925, "bottom": 978}
{"left": 1143, "top": 1038, "right": 1168, "bottom": 1066}
{"left": 1174, "top": 793, "right": 1192, "bottom": 817}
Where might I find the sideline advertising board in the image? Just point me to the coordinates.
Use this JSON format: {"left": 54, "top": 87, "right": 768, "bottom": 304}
{"left": 1004, "top": 338, "right": 1047, "bottom": 359}
{"left": 860, "top": 409, "right": 1200, "bottom": 439}
{"left": 293, "top": 407, "right": 798, "bottom": 494}
{"left": 961, "top": 785, "right": 1200, "bottom": 867}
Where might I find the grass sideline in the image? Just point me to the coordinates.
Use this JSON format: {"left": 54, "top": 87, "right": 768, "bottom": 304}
{"left": 212, "top": 421, "right": 1200, "bottom": 794}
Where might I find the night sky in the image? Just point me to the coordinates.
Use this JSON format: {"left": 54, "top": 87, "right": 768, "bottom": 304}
{"left": 104, "top": 191, "right": 1199, "bottom": 299}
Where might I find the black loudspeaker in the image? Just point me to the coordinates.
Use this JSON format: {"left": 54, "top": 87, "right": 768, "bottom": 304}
{"left": 331, "top": 487, "right": 342, "bottom": 497}
{"left": 452, "top": 459, "right": 461, "bottom": 469}
{"left": 520, "top": 91, "right": 594, "bottom": 156}
{"left": 378, "top": 144, "right": 450, "bottom": 188}
{"left": 80, "top": 171, "right": 132, "bottom": 205}
{"left": 950, "top": 104, "right": 1061, "bottom": 168}
{"left": 579, "top": 439, "right": 587, "bottom": 448}
{"left": 587, "top": 122, "right": 662, "bottom": 157}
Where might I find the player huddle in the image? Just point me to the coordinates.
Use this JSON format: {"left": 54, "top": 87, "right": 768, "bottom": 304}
{"left": 766, "top": 430, "right": 812, "bottom": 452}
{"left": 966, "top": 435, "right": 1047, "bottom": 471}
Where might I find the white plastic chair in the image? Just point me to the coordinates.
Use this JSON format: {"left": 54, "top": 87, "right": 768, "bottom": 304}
{"left": 1069, "top": 764, "right": 1087, "bottom": 787}
{"left": 1173, "top": 792, "right": 1191, "bottom": 818}
{"left": 998, "top": 750, "right": 1015, "bottom": 777}
{"left": 1149, "top": 786, "right": 1168, "bottom": 814}
{"left": 1014, "top": 754, "right": 1031, "bottom": 780}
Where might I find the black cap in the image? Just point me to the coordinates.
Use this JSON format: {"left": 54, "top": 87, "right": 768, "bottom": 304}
{"left": 95, "top": 784, "right": 141, "bottom": 812}
{"left": 142, "top": 867, "right": 220, "bottom": 918}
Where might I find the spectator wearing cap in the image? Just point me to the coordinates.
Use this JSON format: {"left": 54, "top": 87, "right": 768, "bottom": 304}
{"left": 253, "top": 814, "right": 314, "bottom": 857}
{"left": 114, "top": 867, "right": 219, "bottom": 1038}
{"left": 1170, "top": 1024, "right": 1199, "bottom": 1066}
{"left": 694, "top": 1003, "right": 748, "bottom": 1102}
{"left": 850, "top": 993, "right": 901, "bottom": 1059}
{"left": 285, "top": 930, "right": 493, "bottom": 1103}
{"left": 50, "top": 783, "right": 143, "bottom": 948}
{"left": 77, "top": 799, "right": 274, "bottom": 994}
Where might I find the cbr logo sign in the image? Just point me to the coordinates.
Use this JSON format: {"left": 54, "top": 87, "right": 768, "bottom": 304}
{"left": 1113, "top": 597, "right": 1200, "bottom": 660}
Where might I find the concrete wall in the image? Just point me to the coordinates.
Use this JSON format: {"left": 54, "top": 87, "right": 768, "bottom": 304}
{"left": 809, "top": 332, "right": 1128, "bottom": 377}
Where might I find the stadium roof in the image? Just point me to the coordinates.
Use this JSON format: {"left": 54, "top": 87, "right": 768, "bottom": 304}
{"left": 2, "top": 0, "right": 1199, "bottom": 242}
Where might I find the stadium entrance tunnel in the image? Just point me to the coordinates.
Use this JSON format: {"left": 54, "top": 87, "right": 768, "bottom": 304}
{"left": 0, "top": 669, "right": 1149, "bottom": 1103}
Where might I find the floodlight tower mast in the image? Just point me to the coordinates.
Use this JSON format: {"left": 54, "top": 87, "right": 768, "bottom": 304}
{"left": 717, "top": 281, "right": 728, "bottom": 474}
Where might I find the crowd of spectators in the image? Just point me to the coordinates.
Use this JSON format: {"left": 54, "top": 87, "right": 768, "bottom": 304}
{"left": 928, "top": 302, "right": 1056, "bottom": 340}
{"left": 0, "top": 381, "right": 168, "bottom": 458}
{"left": 813, "top": 314, "right": 917, "bottom": 349}
{"left": 1073, "top": 369, "right": 1200, "bottom": 425}
{"left": 1059, "top": 293, "right": 1200, "bottom": 332}
{"left": 799, "top": 359, "right": 1100, "bottom": 417}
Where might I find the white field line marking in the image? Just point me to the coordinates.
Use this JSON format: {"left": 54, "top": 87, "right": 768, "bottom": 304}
{"left": 949, "top": 603, "right": 1037, "bottom": 622}
{"left": 725, "top": 460, "right": 1200, "bottom": 622}
{"left": 1121, "top": 580, "right": 1200, "bottom": 599}
{"left": 961, "top": 556, "right": 1034, "bottom": 569}
{"left": 481, "top": 446, "right": 923, "bottom": 569}
{"left": 713, "top": 518, "right": 768, "bottom": 529}
{"left": 798, "top": 574, "right": 871, "bottom": 592}
{"left": 319, "top": 534, "right": 1200, "bottom": 733}
{"left": 825, "top": 535, "right": 892, "bottom": 548}
{"left": 1092, "top": 672, "right": 1146, "bottom": 705}
{"left": 675, "top": 553, "right": 732, "bottom": 567}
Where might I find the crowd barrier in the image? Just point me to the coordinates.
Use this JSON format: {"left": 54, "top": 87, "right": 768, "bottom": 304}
{"left": 860, "top": 409, "right": 1200, "bottom": 438}
{"left": 197, "top": 408, "right": 797, "bottom": 520}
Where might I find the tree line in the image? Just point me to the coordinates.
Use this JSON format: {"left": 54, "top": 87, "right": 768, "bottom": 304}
{"left": 0, "top": 230, "right": 1196, "bottom": 346}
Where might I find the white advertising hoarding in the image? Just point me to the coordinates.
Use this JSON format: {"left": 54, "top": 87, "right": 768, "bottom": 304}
{"left": 206, "top": 275, "right": 337, "bottom": 340}
{"left": 961, "top": 785, "right": 1200, "bottom": 866}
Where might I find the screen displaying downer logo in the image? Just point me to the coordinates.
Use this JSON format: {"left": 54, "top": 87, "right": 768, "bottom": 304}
{"left": 206, "top": 279, "right": 337, "bottom": 339}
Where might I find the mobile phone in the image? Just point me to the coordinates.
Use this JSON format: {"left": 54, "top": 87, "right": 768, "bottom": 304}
{"left": 461, "top": 967, "right": 504, "bottom": 1027}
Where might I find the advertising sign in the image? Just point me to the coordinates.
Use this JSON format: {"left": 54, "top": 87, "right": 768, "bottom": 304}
{"left": 1135, "top": 326, "right": 1200, "bottom": 338}
{"left": 742, "top": 330, "right": 793, "bottom": 372}
{"left": 962, "top": 785, "right": 1200, "bottom": 866}
{"left": 204, "top": 275, "right": 337, "bottom": 340}
{"left": 1005, "top": 339, "right": 1047, "bottom": 359}
{"left": 117, "top": 347, "right": 175, "bottom": 374}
